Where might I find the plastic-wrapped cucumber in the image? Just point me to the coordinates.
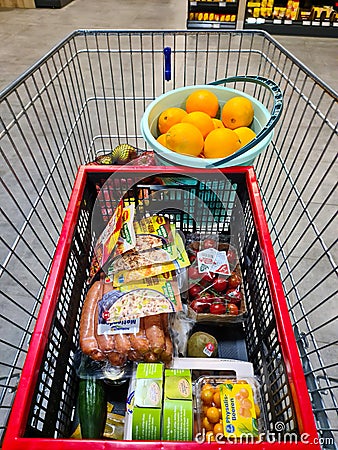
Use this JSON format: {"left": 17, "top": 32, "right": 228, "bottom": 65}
{"left": 78, "top": 376, "right": 107, "bottom": 439}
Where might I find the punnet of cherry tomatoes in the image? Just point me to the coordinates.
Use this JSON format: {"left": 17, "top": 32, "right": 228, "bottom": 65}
{"left": 185, "top": 233, "right": 246, "bottom": 324}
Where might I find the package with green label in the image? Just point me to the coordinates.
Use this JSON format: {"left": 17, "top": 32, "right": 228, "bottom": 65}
{"left": 131, "top": 363, "right": 164, "bottom": 440}
{"left": 162, "top": 369, "right": 193, "bottom": 441}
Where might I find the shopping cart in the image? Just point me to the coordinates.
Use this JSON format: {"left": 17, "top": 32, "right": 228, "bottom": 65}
{"left": 0, "top": 30, "right": 337, "bottom": 448}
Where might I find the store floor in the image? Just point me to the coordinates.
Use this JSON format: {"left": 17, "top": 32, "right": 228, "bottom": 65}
{"left": 0, "top": 0, "right": 337, "bottom": 92}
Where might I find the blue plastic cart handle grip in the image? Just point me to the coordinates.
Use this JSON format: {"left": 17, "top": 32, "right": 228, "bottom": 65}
{"left": 164, "top": 47, "right": 171, "bottom": 81}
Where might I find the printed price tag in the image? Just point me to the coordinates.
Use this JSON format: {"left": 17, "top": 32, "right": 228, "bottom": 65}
{"left": 197, "top": 248, "right": 217, "bottom": 273}
{"left": 312, "top": 21, "right": 320, "bottom": 26}
{"left": 284, "top": 19, "right": 293, "bottom": 24}
{"left": 203, "top": 343, "right": 216, "bottom": 357}
{"left": 303, "top": 20, "right": 311, "bottom": 25}
{"left": 219, "top": 2, "right": 226, "bottom": 6}
{"left": 322, "top": 21, "right": 330, "bottom": 26}
{"left": 197, "top": 248, "right": 230, "bottom": 276}
{"left": 273, "top": 19, "right": 282, "bottom": 24}
{"left": 213, "top": 22, "right": 221, "bottom": 28}
{"left": 212, "top": 251, "right": 231, "bottom": 276}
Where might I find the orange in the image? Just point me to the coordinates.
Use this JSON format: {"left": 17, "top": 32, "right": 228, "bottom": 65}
{"left": 221, "top": 96, "right": 254, "bottom": 129}
{"left": 165, "top": 122, "right": 204, "bottom": 157}
{"left": 185, "top": 89, "right": 219, "bottom": 117}
{"left": 234, "top": 127, "right": 256, "bottom": 148}
{"left": 157, "top": 133, "right": 167, "bottom": 147}
{"left": 203, "top": 128, "right": 241, "bottom": 159}
{"left": 158, "top": 107, "right": 187, "bottom": 134}
{"left": 212, "top": 118, "right": 224, "bottom": 129}
{"left": 206, "top": 406, "right": 220, "bottom": 424}
{"left": 181, "top": 111, "right": 214, "bottom": 139}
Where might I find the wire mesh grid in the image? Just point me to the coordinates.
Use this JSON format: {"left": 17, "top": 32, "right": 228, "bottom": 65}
{"left": 0, "top": 30, "right": 337, "bottom": 447}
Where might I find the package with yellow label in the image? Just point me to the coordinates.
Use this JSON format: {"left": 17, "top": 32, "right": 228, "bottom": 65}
{"left": 111, "top": 230, "right": 190, "bottom": 286}
{"left": 220, "top": 382, "right": 258, "bottom": 437}
{"left": 107, "top": 224, "right": 178, "bottom": 275}
{"left": 195, "top": 375, "right": 265, "bottom": 441}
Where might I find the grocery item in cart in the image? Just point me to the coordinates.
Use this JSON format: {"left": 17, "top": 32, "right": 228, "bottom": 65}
{"left": 195, "top": 374, "right": 265, "bottom": 441}
{"left": 99, "top": 272, "right": 182, "bottom": 324}
{"left": 79, "top": 277, "right": 175, "bottom": 367}
{"left": 111, "top": 229, "right": 190, "bottom": 286}
{"left": 185, "top": 234, "right": 246, "bottom": 323}
{"left": 107, "top": 224, "right": 178, "bottom": 274}
{"left": 88, "top": 199, "right": 124, "bottom": 283}
{"left": 141, "top": 76, "right": 283, "bottom": 168}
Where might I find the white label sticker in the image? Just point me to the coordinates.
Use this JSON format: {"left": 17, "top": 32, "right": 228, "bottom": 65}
{"left": 98, "top": 317, "right": 140, "bottom": 335}
{"left": 197, "top": 248, "right": 217, "bottom": 273}
{"left": 203, "top": 342, "right": 215, "bottom": 357}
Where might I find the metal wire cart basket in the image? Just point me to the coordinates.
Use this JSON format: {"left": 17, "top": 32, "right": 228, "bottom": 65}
{"left": 0, "top": 30, "right": 337, "bottom": 448}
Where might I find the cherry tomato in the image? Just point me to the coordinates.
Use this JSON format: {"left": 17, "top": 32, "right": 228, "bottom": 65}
{"left": 188, "top": 284, "right": 202, "bottom": 298}
{"left": 200, "top": 271, "right": 216, "bottom": 286}
{"left": 190, "top": 299, "right": 210, "bottom": 313}
{"left": 196, "top": 292, "right": 215, "bottom": 302}
{"left": 210, "top": 302, "right": 226, "bottom": 315}
{"left": 203, "top": 238, "right": 217, "bottom": 249}
{"left": 188, "top": 265, "right": 200, "bottom": 280}
{"left": 227, "top": 273, "right": 241, "bottom": 289}
{"left": 212, "top": 276, "right": 228, "bottom": 292}
{"left": 188, "top": 253, "right": 196, "bottom": 263}
{"left": 190, "top": 241, "right": 200, "bottom": 252}
{"left": 227, "top": 248, "right": 238, "bottom": 265}
{"left": 225, "top": 287, "right": 243, "bottom": 306}
{"left": 226, "top": 303, "right": 239, "bottom": 315}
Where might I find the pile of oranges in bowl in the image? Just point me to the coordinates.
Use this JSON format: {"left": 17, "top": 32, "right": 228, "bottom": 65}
{"left": 156, "top": 89, "right": 256, "bottom": 159}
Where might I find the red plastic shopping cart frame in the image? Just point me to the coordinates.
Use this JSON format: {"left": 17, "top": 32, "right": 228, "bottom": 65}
{"left": 3, "top": 165, "right": 320, "bottom": 450}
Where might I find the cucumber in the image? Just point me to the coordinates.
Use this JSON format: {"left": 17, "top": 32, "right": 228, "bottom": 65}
{"left": 78, "top": 376, "right": 107, "bottom": 439}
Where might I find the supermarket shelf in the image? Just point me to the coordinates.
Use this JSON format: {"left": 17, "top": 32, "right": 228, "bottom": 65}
{"left": 187, "top": 19, "right": 237, "bottom": 28}
{"left": 245, "top": 19, "right": 338, "bottom": 37}
{"left": 189, "top": 0, "right": 238, "bottom": 9}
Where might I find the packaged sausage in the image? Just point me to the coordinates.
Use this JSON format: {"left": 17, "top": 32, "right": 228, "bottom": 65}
{"left": 98, "top": 272, "right": 182, "bottom": 326}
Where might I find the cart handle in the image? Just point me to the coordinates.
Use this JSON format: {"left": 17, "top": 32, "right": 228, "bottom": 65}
{"left": 206, "top": 75, "right": 283, "bottom": 168}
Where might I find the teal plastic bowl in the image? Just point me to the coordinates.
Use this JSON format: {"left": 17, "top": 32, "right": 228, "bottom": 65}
{"left": 141, "top": 85, "right": 273, "bottom": 168}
